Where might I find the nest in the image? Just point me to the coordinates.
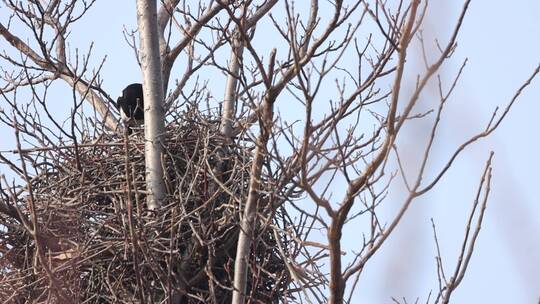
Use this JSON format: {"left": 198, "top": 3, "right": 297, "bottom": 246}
{"left": 0, "top": 110, "right": 303, "bottom": 303}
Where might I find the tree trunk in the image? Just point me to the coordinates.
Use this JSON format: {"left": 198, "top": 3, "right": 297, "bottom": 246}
{"left": 136, "top": 0, "right": 166, "bottom": 210}
{"left": 220, "top": 34, "right": 244, "bottom": 139}
{"left": 232, "top": 92, "right": 274, "bottom": 304}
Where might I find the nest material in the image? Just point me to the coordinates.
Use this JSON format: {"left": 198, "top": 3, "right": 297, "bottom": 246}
{"left": 0, "top": 111, "right": 298, "bottom": 303}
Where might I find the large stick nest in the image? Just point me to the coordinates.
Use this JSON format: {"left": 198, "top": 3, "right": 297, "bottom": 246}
{"left": 0, "top": 109, "right": 310, "bottom": 303}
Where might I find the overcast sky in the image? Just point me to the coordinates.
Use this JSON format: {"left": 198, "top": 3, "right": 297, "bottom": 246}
{"left": 1, "top": 1, "right": 539, "bottom": 303}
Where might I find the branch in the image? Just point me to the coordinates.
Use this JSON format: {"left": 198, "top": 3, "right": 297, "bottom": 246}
{"left": 136, "top": 0, "right": 167, "bottom": 210}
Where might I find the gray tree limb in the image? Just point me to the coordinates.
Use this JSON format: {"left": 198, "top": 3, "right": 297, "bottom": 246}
{"left": 136, "top": 0, "right": 167, "bottom": 210}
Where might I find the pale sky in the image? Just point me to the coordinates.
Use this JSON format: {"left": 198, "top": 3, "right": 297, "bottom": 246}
{"left": 1, "top": 1, "right": 539, "bottom": 303}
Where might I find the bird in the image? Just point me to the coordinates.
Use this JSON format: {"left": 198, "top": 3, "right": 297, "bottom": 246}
{"left": 115, "top": 83, "right": 144, "bottom": 134}
{"left": 116, "top": 83, "right": 144, "bottom": 122}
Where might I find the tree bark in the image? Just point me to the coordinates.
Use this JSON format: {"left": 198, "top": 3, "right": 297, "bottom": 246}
{"left": 231, "top": 91, "right": 274, "bottom": 304}
{"left": 220, "top": 34, "right": 244, "bottom": 139}
{"left": 136, "top": 0, "right": 166, "bottom": 210}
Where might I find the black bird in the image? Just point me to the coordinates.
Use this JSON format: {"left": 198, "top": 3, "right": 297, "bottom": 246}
{"left": 116, "top": 83, "right": 144, "bottom": 122}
